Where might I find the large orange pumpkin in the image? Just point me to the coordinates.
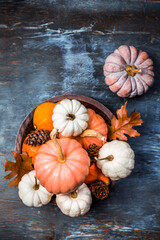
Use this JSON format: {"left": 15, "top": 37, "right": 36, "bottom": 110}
{"left": 34, "top": 134, "right": 90, "bottom": 194}
{"left": 76, "top": 108, "right": 108, "bottom": 149}
{"left": 33, "top": 102, "right": 57, "bottom": 131}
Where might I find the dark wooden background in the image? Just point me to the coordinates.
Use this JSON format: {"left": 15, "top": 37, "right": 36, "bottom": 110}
{"left": 0, "top": 0, "right": 160, "bottom": 239}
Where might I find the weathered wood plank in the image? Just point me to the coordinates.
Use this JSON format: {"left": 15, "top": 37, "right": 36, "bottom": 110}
{"left": 0, "top": 0, "right": 160, "bottom": 239}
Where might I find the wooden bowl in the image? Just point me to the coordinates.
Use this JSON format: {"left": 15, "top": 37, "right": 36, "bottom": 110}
{"left": 15, "top": 94, "right": 113, "bottom": 153}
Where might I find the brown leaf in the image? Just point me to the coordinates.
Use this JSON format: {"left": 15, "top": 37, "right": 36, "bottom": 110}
{"left": 108, "top": 102, "right": 144, "bottom": 141}
{"left": 3, "top": 151, "right": 34, "bottom": 188}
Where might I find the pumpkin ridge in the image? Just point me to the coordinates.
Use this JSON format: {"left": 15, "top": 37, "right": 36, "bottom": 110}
{"left": 105, "top": 54, "right": 126, "bottom": 67}
{"left": 109, "top": 73, "right": 128, "bottom": 93}
{"left": 66, "top": 162, "right": 84, "bottom": 186}
{"left": 76, "top": 198, "right": 82, "bottom": 215}
{"left": 104, "top": 62, "right": 126, "bottom": 69}
{"left": 116, "top": 158, "right": 133, "bottom": 170}
{"left": 127, "top": 45, "right": 131, "bottom": 64}
{"left": 134, "top": 75, "right": 145, "bottom": 94}
{"left": 138, "top": 76, "right": 149, "bottom": 91}
{"left": 66, "top": 146, "right": 86, "bottom": 157}
{"left": 106, "top": 72, "right": 126, "bottom": 87}
{"left": 129, "top": 46, "right": 138, "bottom": 64}
{"left": 33, "top": 190, "right": 41, "bottom": 206}
{"left": 114, "top": 49, "right": 127, "bottom": 64}
{"left": 141, "top": 69, "right": 154, "bottom": 77}
{"left": 114, "top": 74, "right": 129, "bottom": 93}
{"left": 66, "top": 159, "right": 86, "bottom": 176}
{"left": 138, "top": 61, "right": 152, "bottom": 69}
{"left": 66, "top": 157, "right": 87, "bottom": 171}
{"left": 118, "top": 77, "right": 132, "bottom": 97}
{"left": 28, "top": 171, "right": 35, "bottom": 184}
{"left": 60, "top": 138, "right": 82, "bottom": 156}
{"left": 36, "top": 151, "right": 57, "bottom": 158}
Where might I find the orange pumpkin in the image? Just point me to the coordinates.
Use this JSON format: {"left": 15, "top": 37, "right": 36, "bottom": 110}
{"left": 33, "top": 102, "right": 58, "bottom": 131}
{"left": 85, "top": 163, "right": 110, "bottom": 185}
{"left": 22, "top": 141, "right": 41, "bottom": 164}
{"left": 34, "top": 131, "right": 90, "bottom": 194}
{"left": 76, "top": 108, "right": 108, "bottom": 149}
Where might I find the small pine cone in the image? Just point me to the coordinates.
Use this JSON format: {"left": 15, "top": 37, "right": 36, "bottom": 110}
{"left": 24, "top": 129, "right": 50, "bottom": 146}
{"left": 87, "top": 143, "right": 99, "bottom": 165}
{"left": 90, "top": 180, "right": 109, "bottom": 200}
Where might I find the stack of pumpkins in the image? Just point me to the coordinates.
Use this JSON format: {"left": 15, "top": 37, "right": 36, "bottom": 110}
{"left": 20, "top": 99, "right": 135, "bottom": 217}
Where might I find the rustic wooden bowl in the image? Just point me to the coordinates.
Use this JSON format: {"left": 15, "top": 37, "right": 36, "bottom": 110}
{"left": 15, "top": 94, "right": 113, "bottom": 153}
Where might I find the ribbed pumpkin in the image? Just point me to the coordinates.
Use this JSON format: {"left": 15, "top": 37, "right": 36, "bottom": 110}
{"left": 104, "top": 45, "right": 154, "bottom": 98}
{"left": 85, "top": 163, "right": 110, "bottom": 185}
{"left": 22, "top": 140, "right": 41, "bottom": 164}
{"left": 33, "top": 102, "right": 58, "bottom": 131}
{"left": 34, "top": 131, "right": 90, "bottom": 194}
{"left": 75, "top": 108, "right": 108, "bottom": 149}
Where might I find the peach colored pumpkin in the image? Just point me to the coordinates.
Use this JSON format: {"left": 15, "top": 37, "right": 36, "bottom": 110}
{"left": 104, "top": 45, "right": 154, "bottom": 98}
{"left": 59, "top": 108, "right": 108, "bottom": 150}
{"left": 34, "top": 137, "right": 90, "bottom": 194}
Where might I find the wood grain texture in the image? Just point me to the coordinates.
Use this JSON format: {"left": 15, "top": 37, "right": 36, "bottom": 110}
{"left": 0, "top": 0, "right": 160, "bottom": 239}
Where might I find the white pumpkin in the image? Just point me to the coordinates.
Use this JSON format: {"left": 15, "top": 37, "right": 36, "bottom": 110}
{"left": 56, "top": 183, "right": 92, "bottom": 217}
{"left": 52, "top": 99, "right": 89, "bottom": 137}
{"left": 18, "top": 170, "right": 53, "bottom": 207}
{"left": 96, "top": 140, "right": 135, "bottom": 180}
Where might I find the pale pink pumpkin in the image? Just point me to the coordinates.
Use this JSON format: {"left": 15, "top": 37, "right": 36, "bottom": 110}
{"left": 104, "top": 45, "right": 154, "bottom": 98}
{"left": 34, "top": 137, "right": 90, "bottom": 194}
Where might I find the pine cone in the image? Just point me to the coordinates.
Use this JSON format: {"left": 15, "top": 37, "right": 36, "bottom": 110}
{"left": 24, "top": 129, "right": 50, "bottom": 146}
{"left": 90, "top": 180, "right": 109, "bottom": 200}
{"left": 87, "top": 143, "right": 99, "bottom": 165}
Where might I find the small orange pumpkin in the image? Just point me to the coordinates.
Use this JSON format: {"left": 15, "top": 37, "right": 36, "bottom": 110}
{"left": 34, "top": 130, "right": 90, "bottom": 194}
{"left": 33, "top": 102, "right": 58, "bottom": 131}
{"left": 22, "top": 141, "right": 41, "bottom": 164}
{"left": 76, "top": 108, "right": 108, "bottom": 149}
{"left": 85, "top": 163, "right": 110, "bottom": 185}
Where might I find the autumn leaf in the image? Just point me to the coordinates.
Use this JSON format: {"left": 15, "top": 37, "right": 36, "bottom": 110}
{"left": 3, "top": 151, "right": 34, "bottom": 188}
{"left": 108, "top": 102, "right": 144, "bottom": 141}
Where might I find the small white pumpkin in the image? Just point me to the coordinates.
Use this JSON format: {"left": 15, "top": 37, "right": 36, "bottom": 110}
{"left": 18, "top": 170, "right": 53, "bottom": 207}
{"left": 52, "top": 99, "right": 89, "bottom": 137}
{"left": 56, "top": 183, "right": 92, "bottom": 217}
{"left": 96, "top": 140, "right": 135, "bottom": 180}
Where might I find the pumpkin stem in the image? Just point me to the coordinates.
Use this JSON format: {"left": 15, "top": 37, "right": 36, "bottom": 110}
{"left": 66, "top": 113, "right": 75, "bottom": 120}
{"left": 50, "top": 129, "right": 66, "bottom": 163}
{"left": 71, "top": 191, "right": 77, "bottom": 198}
{"left": 80, "top": 129, "right": 106, "bottom": 144}
{"left": 126, "top": 65, "right": 142, "bottom": 77}
{"left": 95, "top": 154, "right": 114, "bottom": 161}
{"left": 33, "top": 176, "right": 39, "bottom": 190}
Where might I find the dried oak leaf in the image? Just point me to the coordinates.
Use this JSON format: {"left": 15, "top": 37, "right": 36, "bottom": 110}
{"left": 3, "top": 151, "right": 34, "bottom": 188}
{"left": 108, "top": 102, "right": 144, "bottom": 141}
